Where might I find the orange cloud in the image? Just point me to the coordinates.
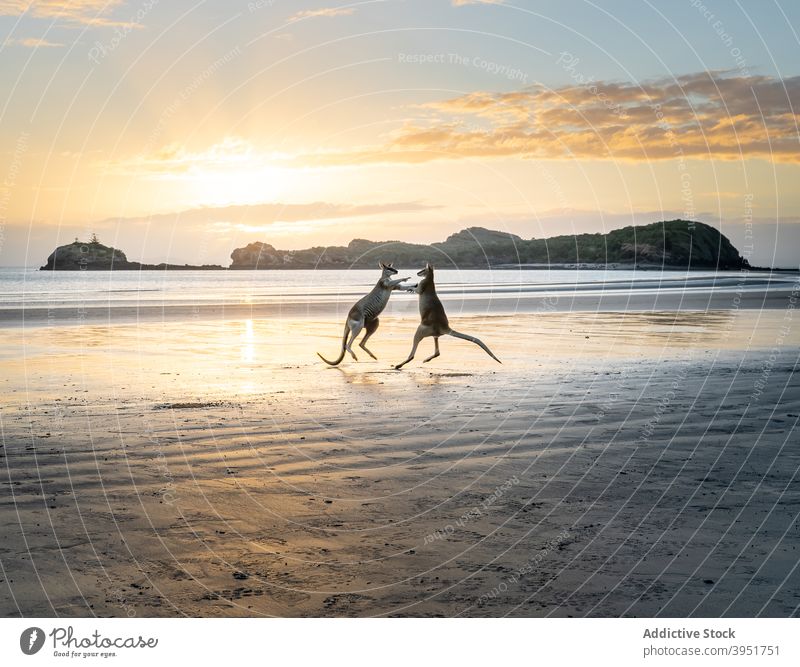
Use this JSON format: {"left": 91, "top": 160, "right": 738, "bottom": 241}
{"left": 290, "top": 7, "right": 356, "bottom": 20}
{"left": 104, "top": 137, "right": 261, "bottom": 176}
{"left": 289, "top": 71, "right": 800, "bottom": 165}
{"left": 0, "top": 0, "right": 133, "bottom": 27}
{"left": 95, "top": 201, "right": 440, "bottom": 230}
{"left": 10, "top": 36, "right": 63, "bottom": 47}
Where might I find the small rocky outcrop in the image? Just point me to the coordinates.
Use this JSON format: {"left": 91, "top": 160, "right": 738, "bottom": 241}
{"left": 40, "top": 239, "right": 135, "bottom": 270}
{"left": 39, "top": 237, "right": 225, "bottom": 271}
{"left": 229, "top": 242, "right": 282, "bottom": 269}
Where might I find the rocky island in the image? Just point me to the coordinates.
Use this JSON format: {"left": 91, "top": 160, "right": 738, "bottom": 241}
{"left": 40, "top": 236, "right": 225, "bottom": 271}
{"left": 228, "top": 220, "right": 750, "bottom": 270}
{"left": 42, "top": 221, "right": 751, "bottom": 271}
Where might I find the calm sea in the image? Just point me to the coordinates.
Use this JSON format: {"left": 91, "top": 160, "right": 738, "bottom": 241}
{"left": 0, "top": 267, "right": 743, "bottom": 311}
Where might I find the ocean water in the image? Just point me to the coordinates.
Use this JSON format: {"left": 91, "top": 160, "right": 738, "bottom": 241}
{"left": 0, "top": 267, "right": 772, "bottom": 311}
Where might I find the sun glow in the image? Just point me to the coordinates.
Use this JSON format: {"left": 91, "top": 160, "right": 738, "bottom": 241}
{"left": 108, "top": 138, "right": 302, "bottom": 208}
{"left": 182, "top": 164, "right": 292, "bottom": 208}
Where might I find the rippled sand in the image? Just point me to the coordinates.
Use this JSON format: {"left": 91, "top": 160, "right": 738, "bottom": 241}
{"left": 1, "top": 299, "right": 799, "bottom": 616}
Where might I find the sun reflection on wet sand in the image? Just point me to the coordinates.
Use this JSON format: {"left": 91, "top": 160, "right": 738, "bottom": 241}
{"left": 241, "top": 319, "right": 255, "bottom": 364}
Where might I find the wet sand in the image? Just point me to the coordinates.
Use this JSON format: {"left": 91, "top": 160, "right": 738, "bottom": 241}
{"left": 1, "top": 300, "right": 799, "bottom": 616}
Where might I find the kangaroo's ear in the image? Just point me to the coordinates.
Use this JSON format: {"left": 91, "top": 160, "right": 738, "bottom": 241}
{"left": 379, "top": 261, "right": 386, "bottom": 269}
{"left": 426, "top": 262, "right": 432, "bottom": 270}
{"left": 388, "top": 262, "right": 394, "bottom": 268}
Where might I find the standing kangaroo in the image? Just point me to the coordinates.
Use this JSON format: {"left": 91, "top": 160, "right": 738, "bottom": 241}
{"left": 394, "top": 263, "right": 501, "bottom": 370}
{"left": 317, "top": 262, "right": 410, "bottom": 366}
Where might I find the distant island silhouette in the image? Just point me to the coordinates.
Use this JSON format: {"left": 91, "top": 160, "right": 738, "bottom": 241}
{"left": 42, "top": 220, "right": 750, "bottom": 271}
{"left": 40, "top": 235, "right": 226, "bottom": 271}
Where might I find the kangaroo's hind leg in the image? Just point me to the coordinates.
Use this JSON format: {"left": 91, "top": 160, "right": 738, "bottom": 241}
{"left": 394, "top": 325, "right": 431, "bottom": 370}
{"left": 423, "top": 336, "right": 440, "bottom": 363}
{"left": 346, "top": 319, "right": 364, "bottom": 361}
{"left": 359, "top": 318, "right": 379, "bottom": 360}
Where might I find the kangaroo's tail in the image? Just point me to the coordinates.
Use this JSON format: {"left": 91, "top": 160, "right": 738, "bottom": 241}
{"left": 317, "top": 323, "right": 350, "bottom": 366}
{"left": 448, "top": 329, "right": 502, "bottom": 363}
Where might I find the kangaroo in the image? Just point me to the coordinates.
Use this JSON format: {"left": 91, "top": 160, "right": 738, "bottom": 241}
{"left": 317, "top": 262, "right": 410, "bottom": 366}
{"left": 394, "top": 263, "right": 501, "bottom": 370}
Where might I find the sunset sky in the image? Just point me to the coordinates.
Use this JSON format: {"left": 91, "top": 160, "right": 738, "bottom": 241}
{"left": 1, "top": 0, "right": 798, "bottom": 267}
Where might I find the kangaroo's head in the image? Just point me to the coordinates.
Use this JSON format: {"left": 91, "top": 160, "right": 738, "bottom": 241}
{"left": 417, "top": 262, "right": 433, "bottom": 278}
{"left": 379, "top": 261, "right": 398, "bottom": 278}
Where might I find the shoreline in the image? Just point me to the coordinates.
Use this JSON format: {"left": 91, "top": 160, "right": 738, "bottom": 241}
{"left": 2, "top": 284, "right": 794, "bottom": 327}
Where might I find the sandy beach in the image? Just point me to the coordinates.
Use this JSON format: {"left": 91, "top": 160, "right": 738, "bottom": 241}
{"left": 2, "top": 275, "right": 799, "bottom": 617}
